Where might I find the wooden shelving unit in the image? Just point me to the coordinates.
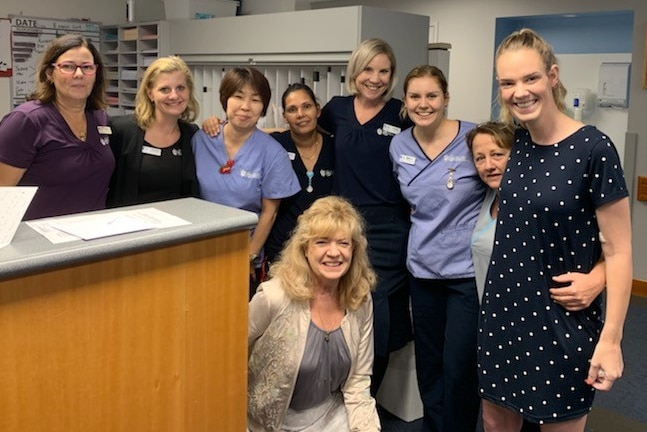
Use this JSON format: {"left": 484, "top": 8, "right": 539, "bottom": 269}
{"left": 100, "top": 21, "right": 169, "bottom": 115}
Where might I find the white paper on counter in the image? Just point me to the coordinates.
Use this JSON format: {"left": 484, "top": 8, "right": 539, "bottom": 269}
{"left": 0, "top": 186, "right": 38, "bottom": 249}
{"left": 27, "top": 207, "right": 191, "bottom": 244}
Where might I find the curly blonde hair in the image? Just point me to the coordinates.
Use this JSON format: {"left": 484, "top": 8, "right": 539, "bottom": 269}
{"left": 269, "top": 196, "right": 376, "bottom": 311}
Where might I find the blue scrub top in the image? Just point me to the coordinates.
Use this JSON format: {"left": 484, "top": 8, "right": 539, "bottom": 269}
{"left": 192, "top": 128, "right": 300, "bottom": 215}
{"left": 389, "top": 121, "right": 485, "bottom": 279}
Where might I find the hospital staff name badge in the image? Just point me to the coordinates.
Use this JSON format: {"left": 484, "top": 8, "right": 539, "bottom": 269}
{"left": 399, "top": 154, "right": 416, "bottom": 165}
{"left": 142, "top": 146, "right": 162, "bottom": 156}
{"left": 377, "top": 123, "right": 401, "bottom": 136}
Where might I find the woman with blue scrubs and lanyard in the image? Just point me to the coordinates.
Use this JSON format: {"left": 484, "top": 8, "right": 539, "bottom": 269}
{"left": 389, "top": 65, "right": 482, "bottom": 432}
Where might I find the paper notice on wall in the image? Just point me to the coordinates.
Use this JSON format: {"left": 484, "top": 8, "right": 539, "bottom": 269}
{"left": 0, "top": 19, "right": 11, "bottom": 77}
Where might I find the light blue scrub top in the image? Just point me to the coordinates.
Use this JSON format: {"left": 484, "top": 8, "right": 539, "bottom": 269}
{"left": 471, "top": 187, "right": 497, "bottom": 303}
{"left": 192, "top": 128, "right": 300, "bottom": 214}
{"left": 389, "top": 122, "right": 485, "bottom": 279}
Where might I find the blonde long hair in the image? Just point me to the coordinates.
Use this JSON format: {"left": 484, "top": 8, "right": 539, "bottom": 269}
{"left": 269, "top": 196, "right": 376, "bottom": 311}
{"left": 495, "top": 28, "right": 567, "bottom": 125}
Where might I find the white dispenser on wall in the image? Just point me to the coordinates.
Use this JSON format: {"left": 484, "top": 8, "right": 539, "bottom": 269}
{"left": 570, "top": 88, "right": 593, "bottom": 121}
{"left": 597, "top": 62, "right": 631, "bottom": 108}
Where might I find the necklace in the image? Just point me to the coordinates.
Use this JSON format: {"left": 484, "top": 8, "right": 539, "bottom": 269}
{"left": 305, "top": 170, "right": 314, "bottom": 193}
{"left": 296, "top": 135, "right": 321, "bottom": 161}
{"left": 316, "top": 309, "right": 333, "bottom": 342}
{"left": 491, "top": 194, "right": 500, "bottom": 218}
{"left": 55, "top": 102, "right": 87, "bottom": 142}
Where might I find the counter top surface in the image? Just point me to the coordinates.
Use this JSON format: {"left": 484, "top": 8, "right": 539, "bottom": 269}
{"left": 0, "top": 198, "right": 258, "bottom": 280}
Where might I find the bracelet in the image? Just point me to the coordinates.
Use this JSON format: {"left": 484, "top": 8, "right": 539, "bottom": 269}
{"left": 249, "top": 253, "right": 259, "bottom": 262}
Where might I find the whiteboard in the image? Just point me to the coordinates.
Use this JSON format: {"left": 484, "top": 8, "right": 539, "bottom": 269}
{"left": 10, "top": 16, "right": 100, "bottom": 107}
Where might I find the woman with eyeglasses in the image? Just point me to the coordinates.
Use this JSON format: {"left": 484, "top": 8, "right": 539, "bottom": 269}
{"left": 0, "top": 33, "right": 114, "bottom": 220}
{"left": 107, "top": 56, "right": 201, "bottom": 208}
{"left": 192, "top": 67, "right": 300, "bottom": 298}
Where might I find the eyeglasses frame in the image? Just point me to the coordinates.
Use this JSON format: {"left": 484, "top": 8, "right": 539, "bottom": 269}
{"left": 51, "top": 62, "right": 98, "bottom": 76}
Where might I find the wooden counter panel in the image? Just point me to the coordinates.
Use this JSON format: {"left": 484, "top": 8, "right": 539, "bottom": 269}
{"left": 0, "top": 231, "right": 248, "bottom": 432}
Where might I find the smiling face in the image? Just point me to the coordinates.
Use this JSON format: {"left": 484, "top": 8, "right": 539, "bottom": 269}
{"left": 403, "top": 75, "right": 447, "bottom": 128}
{"left": 471, "top": 132, "right": 511, "bottom": 190}
{"left": 147, "top": 70, "right": 189, "bottom": 120}
{"left": 354, "top": 53, "right": 392, "bottom": 103}
{"left": 305, "top": 231, "right": 353, "bottom": 288}
{"left": 282, "top": 89, "right": 320, "bottom": 137}
{"left": 496, "top": 48, "right": 559, "bottom": 127}
{"left": 226, "top": 83, "right": 264, "bottom": 132}
{"left": 49, "top": 46, "right": 96, "bottom": 106}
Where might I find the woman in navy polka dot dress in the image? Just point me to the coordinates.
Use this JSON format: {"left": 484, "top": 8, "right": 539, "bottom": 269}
{"left": 478, "top": 28, "right": 633, "bottom": 431}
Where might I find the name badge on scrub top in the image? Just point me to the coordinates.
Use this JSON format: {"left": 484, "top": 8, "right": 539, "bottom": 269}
{"left": 142, "top": 145, "right": 162, "bottom": 156}
{"left": 97, "top": 126, "right": 112, "bottom": 135}
{"left": 378, "top": 123, "right": 401, "bottom": 136}
{"left": 399, "top": 154, "right": 416, "bottom": 165}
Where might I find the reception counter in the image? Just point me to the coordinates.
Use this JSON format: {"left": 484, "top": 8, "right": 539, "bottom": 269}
{"left": 0, "top": 198, "right": 257, "bottom": 432}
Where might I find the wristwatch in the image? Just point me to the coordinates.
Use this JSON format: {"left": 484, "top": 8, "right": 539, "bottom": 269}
{"left": 249, "top": 253, "right": 259, "bottom": 262}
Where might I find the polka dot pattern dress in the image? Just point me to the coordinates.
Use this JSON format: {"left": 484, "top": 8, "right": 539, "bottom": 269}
{"left": 477, "top": 126, "right": 628, "bottom": 423}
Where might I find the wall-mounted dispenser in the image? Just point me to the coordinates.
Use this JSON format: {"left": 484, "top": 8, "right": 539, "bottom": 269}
{"left": 570, "top": 88, "right": 593, "bottom": 121}
{"left": 598, "top": 62, "right": 631, "bottom": 108}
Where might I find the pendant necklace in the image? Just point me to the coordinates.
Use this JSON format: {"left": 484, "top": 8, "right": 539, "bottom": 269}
{"left": 446, "top": 168, "right": 456, "bottom": 190}
{"left": 316, "top": 308, "right": 332, "bottom": 342}
{"left": 306, "top": 170, "right": 314, "bottom": 193}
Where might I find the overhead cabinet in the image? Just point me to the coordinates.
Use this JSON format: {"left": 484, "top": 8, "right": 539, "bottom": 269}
{"left": 101, "top": 6, "right": 429, "bottom": 121}
{"left": 168, "top": 5, "right": 429, "bottom": 70}
{"left": 169, "top": 6, "right": 428, "bottom": 124}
